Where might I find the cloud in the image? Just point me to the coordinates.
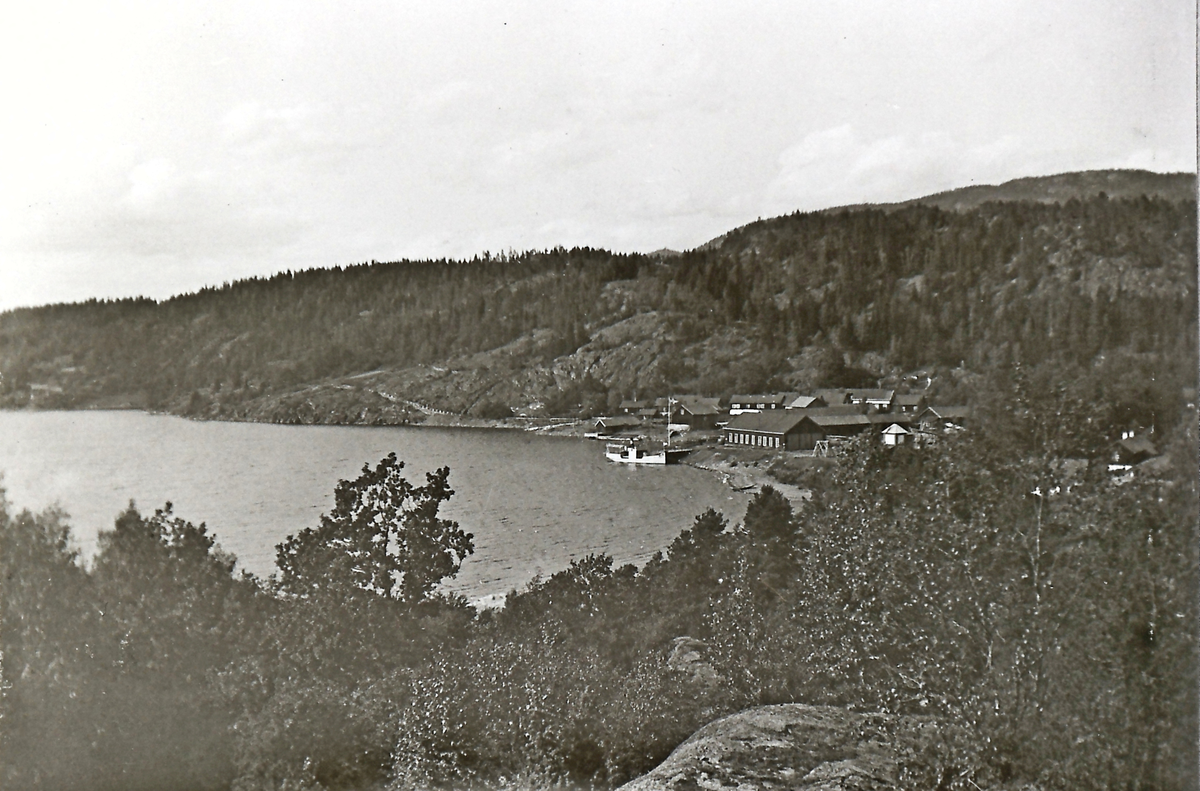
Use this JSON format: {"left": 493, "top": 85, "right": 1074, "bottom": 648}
{"left": 25, "top": 156, "right": 301, "bottom": 261}
{"left": 8, "top": 95, "right": 393, "bottom": 271}
{"left": 220, "top": 100, "right": 385, "bottom": 166}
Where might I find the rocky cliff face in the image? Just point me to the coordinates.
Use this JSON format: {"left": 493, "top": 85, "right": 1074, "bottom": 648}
{"left": 618, "top": 704, "right": 936, "bottom": 791}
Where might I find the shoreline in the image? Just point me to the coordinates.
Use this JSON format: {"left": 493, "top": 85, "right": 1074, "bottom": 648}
{"left": 3, "top": 405, "right": 807, "bottom": 506}
{"left": 680, "top": 447, "right": 812, "bottom": 508}
{"left": 4, "top": 406, "right": 809, "bottom": 611}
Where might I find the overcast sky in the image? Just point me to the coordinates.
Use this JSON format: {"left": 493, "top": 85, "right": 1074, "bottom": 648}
{"left": 0, "top": 1, "right": 1194, "bottom": 311}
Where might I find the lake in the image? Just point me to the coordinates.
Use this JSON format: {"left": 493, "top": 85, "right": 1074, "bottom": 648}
{"left": 0, "top": 410, "right": 749, "bottom": 603}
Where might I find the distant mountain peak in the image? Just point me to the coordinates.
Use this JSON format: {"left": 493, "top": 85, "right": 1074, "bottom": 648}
{"left": 694, "top": 168, "right": 1196, "bottom": 252}
{"left": 883, "top": 168, "right": 1196, "bottom": 212}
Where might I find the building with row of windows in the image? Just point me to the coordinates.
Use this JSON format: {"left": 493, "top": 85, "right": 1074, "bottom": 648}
{"left": 721, "top": 403, "right": 971, "bottom": 451}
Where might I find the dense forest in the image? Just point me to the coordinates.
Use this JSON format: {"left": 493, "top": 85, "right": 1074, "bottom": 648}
{"left": 3, "top": 388, "right": 1196, "bottom": 790}
{"left": 1, "top": 168, "right": 1197, "bottom": 790}
{"left": 0, "top": 170, "right": 1194, "bottom": 426}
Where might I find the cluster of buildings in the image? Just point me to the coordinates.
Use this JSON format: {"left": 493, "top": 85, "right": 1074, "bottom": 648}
{"left": 596, "top": 389, "right": 970, "bottom": 454}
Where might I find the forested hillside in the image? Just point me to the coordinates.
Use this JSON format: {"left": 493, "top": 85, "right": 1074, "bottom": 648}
{"left": 2, "top": 169, "right": 1197, "bottom": 790}
{"left": 1, "top": 169, "right": 1194, "bottom": 431}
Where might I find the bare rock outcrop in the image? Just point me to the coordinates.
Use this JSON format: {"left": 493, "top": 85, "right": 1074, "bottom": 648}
{"left": 617, "top": 703, "right": 934, "bottom": 791}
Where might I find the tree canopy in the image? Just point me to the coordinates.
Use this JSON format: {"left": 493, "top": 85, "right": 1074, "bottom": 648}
{"left": 275, "top": 453, "right": 474, "bottom": 606}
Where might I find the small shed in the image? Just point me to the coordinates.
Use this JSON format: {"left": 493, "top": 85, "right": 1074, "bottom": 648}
{"left": 881, "top": 423, "right": 912, "bottom": 446}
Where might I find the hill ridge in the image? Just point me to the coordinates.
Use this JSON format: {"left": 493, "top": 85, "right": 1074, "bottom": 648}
{"left": 1, "top": 172, "right": 1194, "bottom": 430}
{"left": 695, "top": 168, "right": 1195, "bottom": 252}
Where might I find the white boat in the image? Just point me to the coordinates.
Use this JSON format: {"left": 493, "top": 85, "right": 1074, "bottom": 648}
{"left": 605, "top": 397, "right": 688, "bottom": 465}
{"left": 605, "top": 439, "right": 668, "bottom": 464}
{"left": 604, "top": 438, "right": 690, "bottom": 465}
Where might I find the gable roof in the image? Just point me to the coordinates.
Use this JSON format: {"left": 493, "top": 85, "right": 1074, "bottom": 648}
{"left": 868, "top": 412, "right": 914, "bottom": 425}
{"left": 595, "top": 415, "right": 641, "bottom": 428}
{"left": 787, "top": 395, "right": 826, "bottom": 409}
{"left": 813, "top": 388, "right": 851, "bottom": 405}
{"left": 724, "top": 411, "right": 815, "bottom": 434}
{"left": 894, "top": 393, "right": 926, "bottom": 406}
{"left": 1116, "top": 436, "right": 1159, "bottom": 457}
{"left": 798, "top": 405, "right": 873, "bottom": 427}
{"left": 919, "top": 405, "right": 972, "bottom": 421}
{"left": 848, "top": 388, "right": 894, "bottom": 399}
{"left": 729, "top": 393, "right": 791, "bottom": 406}
{"left": 673, "top": 395, "right": 721, "bottom": 409}
{"left": 677, "top": 401, "right": 720, "bottom": 416}
{"left": 802, "top": 404, "right": 867, "bottom": 416}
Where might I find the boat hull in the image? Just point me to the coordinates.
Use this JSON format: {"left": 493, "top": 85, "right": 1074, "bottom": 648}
{"left": 604, "top": 444, "right": 688, "bottom": 465}
{"left": 605, "top": 448, "right": 667, "bottom": 464}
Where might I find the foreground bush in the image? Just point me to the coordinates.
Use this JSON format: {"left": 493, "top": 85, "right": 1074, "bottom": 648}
{"left": 3, "top": 409, "right": 1195, "bottom": 790}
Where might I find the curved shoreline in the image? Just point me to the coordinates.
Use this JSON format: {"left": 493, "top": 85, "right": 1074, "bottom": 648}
{"left": 680, "top": 452, "right": 811, "bottom": 507}
{"left": 4, "top": 406, "right": 808, "bottom": 510}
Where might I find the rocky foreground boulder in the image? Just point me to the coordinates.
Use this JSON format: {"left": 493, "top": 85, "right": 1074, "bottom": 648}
{"left": 617, "top": 703, "right": 937, "bottom": 791}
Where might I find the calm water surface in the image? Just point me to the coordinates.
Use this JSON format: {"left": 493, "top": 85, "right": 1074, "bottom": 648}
{"left": 0, "top": 411, "right": 748, "bottom": 602}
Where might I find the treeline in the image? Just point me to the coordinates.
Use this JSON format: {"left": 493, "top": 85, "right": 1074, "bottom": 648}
{"left": 0, "top": 248, "right": 640, "bottom": 410}
{"left": 669, "top": 193, "right": 1196, "bottom": 369}
{"left": 0, "top": 186, "right": 1194, "bottom": 419}
{"left": 3, "top": 385, "right": 1196, "bottom": 791}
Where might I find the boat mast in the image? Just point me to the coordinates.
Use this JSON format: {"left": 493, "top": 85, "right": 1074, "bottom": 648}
{"left": 667, "top": 395, "right": 672, "bottom": 449}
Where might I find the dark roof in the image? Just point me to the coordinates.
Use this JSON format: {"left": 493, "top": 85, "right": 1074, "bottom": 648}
{"left": 813, "top": 388, "right": 851, "bottom": 405}
{"left": 678, "top": 402, "right": 720, "bottom": 416}
{"left": 802, "top": 404, "right": 867, "bottom": 416}
{"left": 848, "top": 388, "right": 895, "bottom": 402}
{"left": 894, "top": 393, "right": 926, "bottom": 406}
{"left": 729, "top": 393, "right": 790, "bottom": 406}
{"left": 1117, "top": 436, "right": 1159, "bottom": 457}
{"left": 798, "top": 406, "right": 873, "bottom": 427}
{"left": 724, "top": 412, "right": 815, "bottom": 434}
{"left": 868, "top": 412, "right": 914, "bottom": 425}
{"left": 673, "top": 395, "right": 721, "bottom": 409}
{"left": 595, "top": 415, "right": 641, "bottom": 428}
{"left": 1136, "top": 454, "right": 1172, "bottom": 475}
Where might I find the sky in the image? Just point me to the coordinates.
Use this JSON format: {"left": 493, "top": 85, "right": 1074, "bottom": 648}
{"left": 0, "top": 0, "right": 1194, "bottom": 312}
